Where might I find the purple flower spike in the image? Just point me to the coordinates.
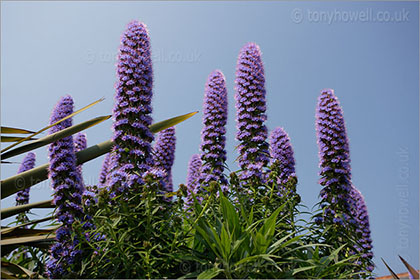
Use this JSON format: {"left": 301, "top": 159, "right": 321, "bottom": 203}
{"left": 153, "top": 127, "right": 176, "bottom": 194}
{"left": 315, "top": 89, "right": 353, "bottom": 216}
{"left": 200, "top": 70, "right": 228, "bottom": 186}
{"left": 74, "top": 133, "right": 87, "bottom": 186}
{"left": 109, "top": 21, "right": 154, "bottom": 196}
{"left": 185, "top": 154, "right": 202, "bottom": 208}
{"left": 98, "top": 153, "right": 111, "bottom": 189}
{"left": 350, "top": 186, "right": 374, "bottom": 270}
{"left": 269, "top": 127, "right": 296, "bottom": 191}
{"left": 235, "top": 43, "right": 269, "bottom": 182}
{"left": 47, "top": 95, "right": 85, "bottom": 278}
{"left": 15, "top": 152, "right": 36, "bottom": 206}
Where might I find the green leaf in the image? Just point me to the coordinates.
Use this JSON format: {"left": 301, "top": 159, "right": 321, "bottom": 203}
{"left": 1, "top": 115, "right": 110, "bottom": 160}
{"left": 0, "top": 216, "right": 53, "bottom": 235}
{"left": 220, "top": 194, "right": 240, "bottom": 239}
{"left": 1, "top": 234, "right": 55, "bottom": 256}
{"left": 1, "top": 98, "right": 104, "bottom": 154}
{"left": 1, "top": 111, "right": 197, "bottom": 199}
{"left": 197, "top": 267, "right": 223, "bottom": 279}
{"left": 149, "top": 111, "right": 198, "bottom": 133}
{"left": 381, "top": 258, "right": 400, "bottom": 279}
{"left": 291, "top": 265, "right": 318, "bottom": 275}
{"left": 1, "top": 199, "right": 53, "bottom": 219}
{"left": 0, "top": 136, "right": 38, "bottom": 142}
{"left": 1, "top": 261, "right": 36, "bottom": 278}
{"left": 399, "top": 255, "right": 419, "bottom": 279}
{"left": 2, "top": 226, "right": 58, "bottom": 240}
{"left": 1, "top": 126, "right": 34, "bottom": 134}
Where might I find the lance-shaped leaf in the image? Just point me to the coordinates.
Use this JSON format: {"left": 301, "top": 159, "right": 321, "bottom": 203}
{"left": 1, "top": 98, "right": 104, "bottom": 154}
{"left": 1, "top": 261, "right": 36, "bottom": 279}
{"left": 1, "top": 111, "right": 197, "bottom": 199}
{"left": 1, "top": 234, "right": 55, "bottom": 256}
{"left": 0, "top": 136, "right": 38, "bottom": 142}
{"left": 1, "top": 126, "right": 34, "bottom": 134}
{"left": 1, "top": 199, "right": 53, "bottom": 219}
{"left": 1, "top": 216, "right": 53, "bottom": 235}
{"left": 382, "top": 258, "right": 400, "bottom": 279}
{"left": 399, "top": 255, "right": 419, "bottom": 279}
{"left": 1, "top": 115, "right": 110, "bottom": 160}
{"left": 2, "top": 226, "right": 59, "bottom": 240}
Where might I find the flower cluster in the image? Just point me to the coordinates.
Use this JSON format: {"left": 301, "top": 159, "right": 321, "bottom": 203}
{"left": 200, "top": 70, "right": 228, "bottom": 187}
{"left": 108, "top": 21, "right": 154, "bottom": 196}
{"left": 46, "top": 95, "right": 85, "bottom": 278}
{"left": 235, "top": 43, "right": 269, "bottom": 182}
{"left": 15, "top": 152, "right": 36, "bottom": 206}
{"left": 185, "top": 154, "right": 202, "bottom": 207}
{"left": 153, "top": 127, "right": 176, "bottom": 193}
{"left": 315, "top": 89, "right": 354, "bottom": 224}
{"left": 269, "top": 127, "right": 296, "bottom": 195}
{"left": 350, "top": 186, "right": 374, "bottom": 271}
{"left": 98, "top": 153, "right": 111, "bottom": 189}
{"left": 74, "top": 133, "right": 87, "bottom": 187}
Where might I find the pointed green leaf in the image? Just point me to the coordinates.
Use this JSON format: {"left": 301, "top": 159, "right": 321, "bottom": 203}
{"left": 1, "top": 261, "right": 35, "bottom": 278}
{"left": 1, "top": 126, "right": 34, "bottom": 134}
{"left": 149, "top": 111, "right": 198, "bottom": 133}
{"left": 381, "top": 258, "right": 399, "bottom": 279}
{"left": 0, "top": 136, "right": 38, "bottom": 142}
{"left": 1, "top": 199, "right": 53, "bottom": 219}
{"left": 399, "top": 255, "right": 419, "bottom": 279}
{"left": 197, "top": 267, "right": 222, "bottom": 279}
{"left": 1, "top": 98, "right": 104, "bottom": 153}
{"left": 1, "top": 115, "right": 111, "bottom": 160}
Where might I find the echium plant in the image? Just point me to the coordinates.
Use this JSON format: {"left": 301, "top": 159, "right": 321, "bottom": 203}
{"left": 107, "top": 20, "right": 154, "bottom": 197}
{"left": 315, "top": 89, "right": 354, "bottom": 223}
{"left": 350, "top": 186, "right": 374, "bottom": 272}
{"left": 269, "top": 127, "right": 297, "bottom": 196}
{"left": 74, "top": 133, "right": 87, "bottom": 186}
{"left": 235, "top": 43, "right": 269, "bottom": 183}
{"left": 315, "top": 88, "right": 372, "bottom": 276}
{"left": 199, "top": 70, "right": 228, "bottom": 187}
{"left": 46, "top": 95, "right": 85, "bottom": 278}
{"left": 185, "top": 154, "right": 202, "bottom": 207}
{"left": 15, "top": 152, "right": 36, "bottom": 223}
{"left": 98, "top": 153, "right": 111, "bottom": 189}
{"left": 152, "top": 127, "right": 176, "bottom": 194}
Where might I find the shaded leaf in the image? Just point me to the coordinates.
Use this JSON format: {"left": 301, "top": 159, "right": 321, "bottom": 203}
{"left": 0, "top": 136, "right": 38, "bottom": 142}
{"left": 399, "top": 255, "right": 419, "bottom": 279}
{"left": 1, "top": 261, "right": 35, "bottom": 278}
{"left": 1, "top": 126, "right": 34, "bottom": 134}
{"left": 1, "top": 199, "right": 53, "bottom": 219}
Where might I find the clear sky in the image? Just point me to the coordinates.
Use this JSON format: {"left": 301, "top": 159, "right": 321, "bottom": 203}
{"left": 1, "top": 1, "right": 419, "bottom": 276}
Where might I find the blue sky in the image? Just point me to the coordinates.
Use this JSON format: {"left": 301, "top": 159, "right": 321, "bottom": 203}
{"left": 1, "top": 1, "right": 419, "bottom": 276}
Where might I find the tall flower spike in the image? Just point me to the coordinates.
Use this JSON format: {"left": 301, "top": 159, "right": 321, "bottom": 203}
{"left": 153, "top": 127, "right": 176, "bottom": 193}
{"left": 74, "top": 133, "right": 87, "bottom": 186}
{"left": 350, "top": 186, "right": 374, "bottom": 272}
{"left": 98, "top": 153, "right": 111, "bottom": 189}
{"left": 269, "top": 127, "right": 296, "bottom": 192}
{"left": 235, "top": 43, "right": 269, "bottom": 182}
{"left": 200, "top": 70, "right": 228, "bottom": 186}
{"left": 185, "top": 154, "right": 202, "bottom": 208}
{"left": 15, "top": 152, "right": 36, "bottom": 206}
{"left": 108, "top": 21, "right": 154, "bottom": 196}
{"left": 316, "top": 89, "right": 353, "bottom": 222}
{"left": 46, "top": 95, "right": 85, "bottom": 278}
